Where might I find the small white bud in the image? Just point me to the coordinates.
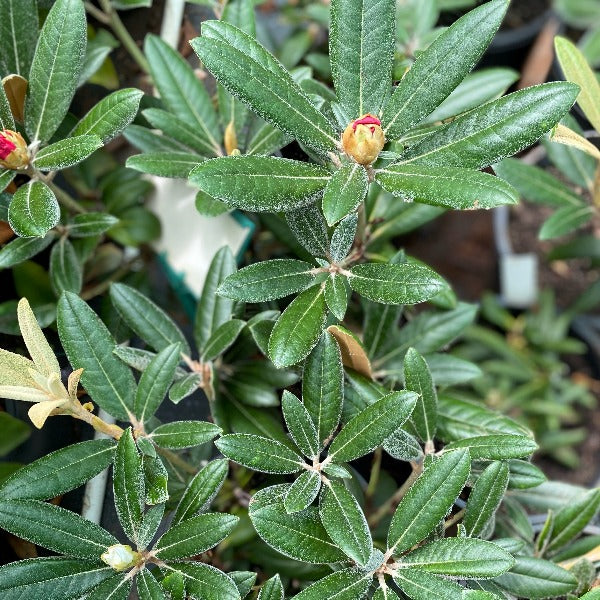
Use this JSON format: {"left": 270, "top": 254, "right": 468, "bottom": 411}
{"left": 100, "top": 544, "right": 140, "bottom": 571}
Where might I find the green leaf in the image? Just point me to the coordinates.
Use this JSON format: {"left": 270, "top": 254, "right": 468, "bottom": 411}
{"left": 137, "top": 569, "right": 166, "bottom": 600}
{"left": 328, "top": 390, "right": 417, "bottom": 462}
{"left": 494, "top": 556, "right": 577, "bottom": 599}
{"left": 173, "top": 459, "right": 229, "bottom": 525}
{"left": 348, "top": 262, "right": 445, "bottom": 305}
{"left": 143, "top": 448, "right": 167, "bottom": 507}
{"left": 135, "top": 343, "right": 181, "bottom": 422}
{"left": 255, "top": 576, "right": 283, "bottom": 600}
{"left": 539, "top": 204, "right": 595, "bottom": 240}
{"left": 218, "top": 259, "right": 315, "bottom": 302}
{"left": 0, "top": 557, "right": 112, "bottom": 600}
{"left": 319, "top": 480, "right": 372, "bottom": 565}
{"left": 202, "top": 319, "right": 245, "bottom": 361}
{"left": 330, "top": 0, "right": 395, "bottom": 118}
{"left": 383, "top": 428, "right": 423, "bottom": 462}
{"left": 555, "top": 36, "right": 600, "bottom": 133}
{"left": 137, "top": 503, "right": 164, "bottom": 549}
{"left": 67, "top": 212, "right": 119, "bottom": 237}
{"left": 8, "top": 181, "right": 59, "bottom": 238}
{"left": 191, "top": 21, "right": 338, "bottom": 152}
{"left": 325, "top": 274, "right": 349, "bottom": 321}
{"left": 33, "top": 135, "right": 102, "bottom": 171}
{"left": 268, "top": 285, "right": 327, "bottom": 368}
{"left": 303, "top": 331, "right": 344, "bottom": 447}
{"left": 113, "top": 428, "right": 144, "bottom": 542}
{"left": 216, "top": 434, "right": 303, "bottom": 474}
{"left": 507, "top": 459, "right": 547, "bottom": 490}
{"left": 393, "top": 568, "right": 465, "bottom": 600}
{"left": 84, "top": 575, "right": 132, "bottom": 600}
{"left": 388, "top": 449, "right": 470, "bottom": 553}
{"left": 425, "top": 354, "right": 482, "bottom": 386}
{"left": 189, "top": 156, "right": 330, "bottom": 213}
{"left": 292, "top": 568, "right": 371, "bottom": 599}
{"left": 381, "top": 0, "right": 507, "bottom": 140}
{"left": 376, "top": 164, "right": 518, "bottom": 210}
{"left": 57, "top": 292, "right": 136, "bottom": 420}
{"left": 0, "top": 412, "right": 29, "bottom": 456}
{"left": 322, "top": 163, "right": 368, "bottom": 226}
{"left": 126, "top": 152, "right": 201, "bottom": 178}
{"left": 0, "top": 0, "right": 38, "bottom": 76}
{"left": 195, "top": 190, "right": 229, "bottom": 216}
{"left": 0, "top": 438, "right": 115, "bottom": 500}
{"left": 144, "top": 34, "right": 221, "bottom": 156}
{"left": 330, "top": 213, "right": 357, "bottom": 263}
{"left": 163, "top": 562, "right": 240, "bottom": 600}
{"left": 444, "top": 434, "right": 538, "bottom": 460}
{"left": 398, "top": 82, "right": 579, "bottom": 169}
{"left": 249, "top": 484, "right": 346, "bottom": 563}
{"left": 281, "top": 392, "right": 319, "bottom": 461}
{"left": 155, "top": 513, "right": 238, "bottom": 559}
{"left": 71, "top": 88, "right": 143, "bottom": 143}
{"left": 0, "top": 169, "right": 15, "bottom": 193}
{"left": 150, "top": 421, "right": 221, "bottom": 450}
{"left": 194, "top": 246, "right": 236, "bottom": 354}
{"left": 284, "top": 470, "right": 321, "bottom": 514}
{"left": 464, "top": 461, "right": 509, "bottom": 537}
{"left": 230, "top": 571, "right": 256, "bottom": 599}
{"left": 50, "top": 237, "right": 82, "bottom": 295}
{"left": 400, "top": 537, "right": 514, "bottom": 578}
{"left": 110, "top": 283, "right": 190, "bottom": 355}
{"left": 404, "top": 347, "right": 437, "bottom": 443}
{"left": 24, "top": 0, "right": 86, "bottom": 142}
{"left": 0, "top": 499, "right": 117, "bottom": 559}
{"left": 286, "top": 203, "right": 330, "bottom": 257}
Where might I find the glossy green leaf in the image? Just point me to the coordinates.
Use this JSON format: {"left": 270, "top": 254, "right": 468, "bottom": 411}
{"left": 292, "top": 568, "right": 371, "bottom": 599}
{"left": 330, "top": 213, "right": 357, "bottom": 263}
{"left": 268, "top": 285, "right": 327, "bottom": 368}
{"left": 444, "top": 434, "right": 538, "bottom": 460}
{"left": 285, "top": 203, "right": 330, "bottom": 257}
{"left": 155, "top": 513, "right": 238, "bottom": 559}
{"left": 173, "top": 459, "right": 229, "bottom": 525}
{"left": 393, "top": 568, "right": 465, "bottom": 600}
{"left": 376, "top": 164, "right": 518, "bottom": 210}
{"left": 72, "top": 88, "right": 143, "bottom": 143}
{"left": 164, "top": 562, "right": 240, "bottom": 600}
{"left": 218, "top": 259, "right": 315, "bottom": 302}
{"left": 137, "top": 503, "right": 164, "bottom": 549}
{"left": 191, "top": 21, "right": 338, "bottom": 152}
{"left": 8, "top": 181, "right": 59, "bottom": 238}
{"left": 255, "top": 575, "right": 283, "bottom": 600}
{"left": 246, "top": 122, "right": 292, "bottom": 156}
{"left": 229, "top": 571, "right": 256, "bottom": 600}
{"left": 322, "top": 163, "right": 368, "bottom": 227}
{"left": 190, "top": 156, "right": 330, "bottom": 213}
{"left": 25, "top": 0, "right": 86, "bottom": 142}
{"left": 0, "top": 0, "right": 38, "bottom": 76}
{"left": 150, "top": 421, "right": 221, "bottom": 450}
{"left": 135, "top": 343, "right": 181, "bottom": 422}
{"left": 325, "top": 274, "right": 349, "bottom": 321}
{"left": 348, "top": 262, "right": 445, "bottom": 305}
{"left": 0, "top": 412, "right": 29, "bottom": 456}
{"left": 0, "top": 169, "right": 15, "bottom": 193}
{"left": 84, "top": 575, "right": 133, "bottom": 599}
{"left": 383, "top": 428, "right": 423, "bottom": 462}
{"left": 381, "top": 0, "right": 507, "bottom": 139}
{"left": 136, "top": 569, "right": 166, "bottom": 600}
{"left": 49, "top": 237, "right": 82, "bottom": 295}
{"left": 539, "top": 204, "right": 595, "bottom": 240}
{"left": 58, "top": 292, "right": 136, "bottom": 420}
{"left": 110, "top": 283, "right": 190, "bottom": 355}
{"left": 507, "top": 459, "right": 547, "bottom": 490}
{"left": 320, "top": 480, "right": 372, "bottom": 565}
{"left": 67, "top": 212, "right": 119, "bottom": 237}
{"left": 404, "top": 347, "right": 437, "bottom": 443}
{"left": 464, "top": 461, "right": 509, "bottom": 537}
{"left": 282, "top": 390, "right": 319, "bottom": 458}
{"left": 425, "top": 354, "right": 482, "bottom": 386}
{"left": 284, "top": 470, "right": 321, "bottom": 514}
{"left": 388, "top": 449, "right": 470, "bottom": 553}
{"left": 33, "top": 135, "right": 102, "bottom": 171}
{"left": 328, "top": 391, "right": 417, "bottom": 462}
{"left": 126, "top": 152, "right": 201, "bottom": 178}
{"left": 202, "top": 319, "right": 245, "bottom": 362}
{"left": 0, "top": 439, "right": 115, "bottom": 500}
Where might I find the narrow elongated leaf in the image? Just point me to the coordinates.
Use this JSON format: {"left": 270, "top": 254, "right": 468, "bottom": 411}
{"left": 191, "top": 21, "right": 338, "bottom": 152}
{"left": 126, "top": 152, "right": 201, "bottom": 178}
{"left": 325, "top": 274, "right": 349, "bottom": 320}
{"left": 25, "top": 0, "right": 86, "bottom": 142}
{"left": 155, "top": 513, "right": 238, "bottom": 559}
{"left": 33, "top": 135, "right": 102, "bottom": 171}
{"left": 249, "top": 484, "right": 346, "bottom": 563}
{"left": 144, "top": 34, "right": 221, "bottom": 156}
{"left": 404, "top": 347, "right": 437, "bottom": 443}
{"left": 382, "top": 0, "right": 507, "bottom": 139}
{"left": 0, "top": 438, "right": 115, "bottom": 500}
{"left": 322, "top": 163, "right": 368, "bottom": 226}
{"left": 137, "top": 503, "right": 164, "bottom": 549}
{"left": 327, "top": 324, "right": 373, "bottom": 378}
{"left": 0, "top": 557, "right": 113, "bottom": 600}
{"left": 348, "top": 262, "right": 445, "bottom": 305}
{"left": 137, "top": 569, "right": 166, "bottom": 600}
{"left": 330, "top": 214, "right": 358, "bottom": 263}
{"left": 328, "top": 391, "right": 417, "bottom": 462}
{"left": 203, "top": 319, "right": 245, "bottom": 361}
{"left": 282, "top": 390, "right": 319, "bottom": 458}
{"left": 173, "top": 459, "right": 229, "bottom": 524}
{"left": 286, "top": 203, "right": 330, "bottom": 257}
{"left": 507, "top": 459, "right": 547, "bottom": 490}
{"left": 388, "top": 449, "right": 470, "bottom": 553}
{"left": 303, "top": 331, "right": 344, "bottom": 447}
{"left": 376, "top": 164, "right": 518, "bottom": 210}
{"left": 383, "top": 428, "right": 423, "bottom": 462}
{"left": 150, "top": 421, "right": 221, "bottom": 449}
{"left": 400, "top": 537, "right": 514, "bottom": 577}
{"left": 464, "top": 461, "right": 509, "bottom": 537}
{"left": 257, "top": 575, "right": 283, "bottom": 600}
{"left": 50, "top": 237, "right": 82, "bottom": 295}
{"left": 444, "top": 434, "right": 538, "bottom": 460}
{"left": 110, "top": 283, "right": 190, "bottom": 355}
{"left": 292, "top": 568, "right": 371, "bottom": 599}
{"left": 85, "top": 575, "right": 132, "bottom": 600}
{"left": 320, "top": 480, "right": 372, "bottom": 565}
{"left": 330, "top": 0, "right": 395, "bottom": 118}
{"left": 164, "top": 562, "right": 240, "bottom": 600}
{"left": 0, "top": 0, "right": 38, "bottom": 76}
{"left": 190, "top": 156, "right": 330, "bottom": 213}
{"left": 284, "top": 470, "right": 321, "bottom": 513}
{"left": 393, "top": 568, "right": 465, "bottom": 600}
{"left": 113, "top": 428, "right": 144, "bottom": 542}
{"left": 57, "top": 292, "right": 136, "bottom": 420}
{"left": 216, "top": 434, "right": 303, "bottom": 474}
{"left": 539, "top": 204, "right": 594, "bottom": 240}
{"left": 398, "top": 82, "right": 579, "bottom": 169}
{"left": 229, "top": 571, "right": 257, "bottom": 599}
{"left": 135, "top": 343, "right": 181, "bottom": 422}
{"left": 268, "top": 285, "right": 327, "bottom": 368}
{"left": 72, "top": 88, "right": 143, "bottom": 143}
{"left": 8, "top": 181, "right": 60, "bottom": 238}
{"left": 0, "top": 499, "right": 118, "bottom": 559}
{"left": 68, "top": 213, "right": 119, "bottom": 237}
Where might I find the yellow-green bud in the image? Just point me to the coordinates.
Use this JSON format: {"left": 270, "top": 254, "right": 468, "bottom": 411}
{"left": 341, "top": 114, "right": 385, "bottom": 166}
{"left": 100, "top": 544, "right": 141, "bottom": 571}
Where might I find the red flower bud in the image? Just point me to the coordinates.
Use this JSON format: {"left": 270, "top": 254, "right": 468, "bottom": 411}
{"left": 0, "top": 130, "right": 28, "bottom": 170}
{"left": 342, "top": 114, "right": 385, "bottom": 166}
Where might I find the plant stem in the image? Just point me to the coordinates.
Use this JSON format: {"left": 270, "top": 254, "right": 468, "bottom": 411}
{"left": 365, "top": 447, "right": 382, "bottom": 504}
{"left": 49, "top": 183, "right": 87, "bottom": 214}
{"left": 156, "top": 446, "right": 198, "bottom": 475}
{"left": 444, "top": 508, "right": 465, "bottom": 531}
{"left": 81, "top": 257, "right": 140, "bottom": 301}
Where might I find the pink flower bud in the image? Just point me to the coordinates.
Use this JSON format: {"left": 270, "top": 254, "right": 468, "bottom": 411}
{"left": 0, "top": 130, "right": 28, "bottom": 170}
{"left": 342, "top": 114, "right": 385, "bottom": 166}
